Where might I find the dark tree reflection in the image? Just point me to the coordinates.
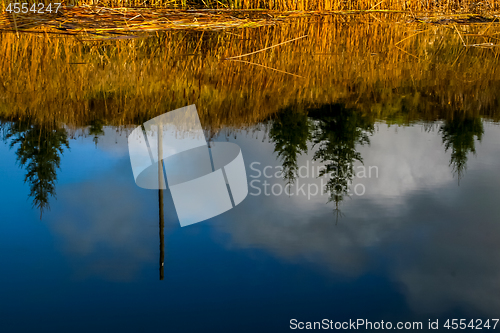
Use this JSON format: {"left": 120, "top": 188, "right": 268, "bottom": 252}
{"left": 268, "top": 104, "right": 374, "bottom": 220}
{"left": 269, "top": 106, "right": 312, "bottom": 185}
{"left": 439, "top": 114, "right": 484, "bottom": 183}
{"left": 6, "top": 120, "right": 69, "bottom": 217}
{"left": 309, "top": 104, "right": 374, "bottom": 218}
{"left": 89, "top": 119, "right": 105, "bottom": 147}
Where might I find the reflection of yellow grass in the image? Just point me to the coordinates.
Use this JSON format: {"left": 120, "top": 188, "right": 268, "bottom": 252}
{"left": 1, "top": 15, "right": 499, "bottom": 133}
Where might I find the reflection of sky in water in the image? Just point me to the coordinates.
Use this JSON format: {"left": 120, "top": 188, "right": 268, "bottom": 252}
{"left": 0, "top": 123, "right": 499, "bottom": 332}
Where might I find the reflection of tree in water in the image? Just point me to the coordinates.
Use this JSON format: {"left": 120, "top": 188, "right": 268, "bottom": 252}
{"left": 89, "top": 119, "right": 105, "bottom": 147}
{"left": 5, "top": 120, "right": 69, "bottom": 217}
{"left": 269, "top": 106, "right": 311, "bottom": 185}
{"left": 309, "top": 104, "right": 374, "bottom": 219}
{"left": 268, "top": 104, "right": 374, "bottom": 220}
{"left": 439, "top": 114, "right": 484, "bottom": 183}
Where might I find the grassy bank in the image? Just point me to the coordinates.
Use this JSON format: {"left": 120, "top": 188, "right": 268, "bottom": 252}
{"left": 1, "top": 0, "right": 499, "bottom": 12}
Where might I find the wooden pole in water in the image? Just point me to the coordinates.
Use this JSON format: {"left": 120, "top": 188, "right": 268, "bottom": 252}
{"left": 158, "top": 124, "right": 165, "bottom": 281}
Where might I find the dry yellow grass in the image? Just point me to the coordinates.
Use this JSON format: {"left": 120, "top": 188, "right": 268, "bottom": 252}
{"left": 1, "top": 0, "right": 499, "bottom": 12}
{"left": 0, "top": 6, "right": 281, "bottom": 36}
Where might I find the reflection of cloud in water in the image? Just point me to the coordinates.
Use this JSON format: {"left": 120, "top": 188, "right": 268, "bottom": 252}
{"left": 220, "top": 124, "right": 500, "bottom": 316}
{"left": 393, "top": 184, "right": 500, "bottom": 317}
{"left": 83, "top": 127, "right": 131, "bottom": 157}
{"left": 48, "top": 170, "right": 156, "bottom": 281}
{"left": 224, "top": 194, "right": 398, "bottom": 275}
{"left": 358, "top": 124, "right": 452, "bottom": 198}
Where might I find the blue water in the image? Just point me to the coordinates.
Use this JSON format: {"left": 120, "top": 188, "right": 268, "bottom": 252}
{"left": 0, "top": 121, "right": 499, "bottom": 332}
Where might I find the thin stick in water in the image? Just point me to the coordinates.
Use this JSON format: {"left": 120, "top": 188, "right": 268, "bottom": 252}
{"left": 225, "top": 35, "right": 308, "bottom": 60}
{"left": 227, "top": 58, "right": 305, "bottom": 78}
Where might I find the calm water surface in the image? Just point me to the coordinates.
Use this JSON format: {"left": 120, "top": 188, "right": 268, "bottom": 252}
{"left": 1, "top": 16, "right": 499, "bottom": 333}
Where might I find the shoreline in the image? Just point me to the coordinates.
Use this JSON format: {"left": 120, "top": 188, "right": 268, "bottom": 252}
{"left": 1, "top": 6, "right": 499, "bottom": 37}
